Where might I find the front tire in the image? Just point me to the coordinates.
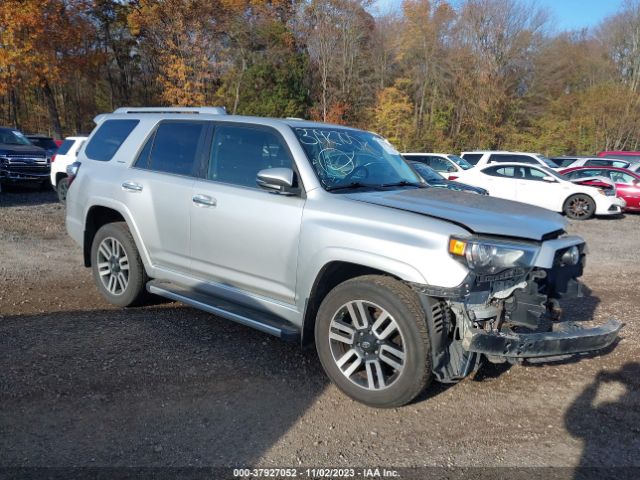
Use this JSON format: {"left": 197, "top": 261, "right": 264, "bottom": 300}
{"left": 90, "top": 222, "right": 148, "bottom": 307}
{"left": 563, "top": 194, "right": 596, "bottom": 220}
{"left": 315, "top": 275, "right": 432, "bottom": 408}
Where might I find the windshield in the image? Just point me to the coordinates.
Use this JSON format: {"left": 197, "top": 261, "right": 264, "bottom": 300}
{"left": 294, "top": 127, "right": 421, "bottom": 190}
{"left": 0, "top": 129, "right": 32, "bottom": 146}
{"left": 411, "top": 162, "right": 445, "bottom": 182}
{"left": 447, "top": 154, "right": 473, "bottom": 170}
{"left": 536, "top": 154, "right": 560, "bottom": 168}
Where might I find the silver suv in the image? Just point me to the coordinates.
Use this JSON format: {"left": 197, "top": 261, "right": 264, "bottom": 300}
{"left": 66, "top": 107, "right": 621, "bottom": 408}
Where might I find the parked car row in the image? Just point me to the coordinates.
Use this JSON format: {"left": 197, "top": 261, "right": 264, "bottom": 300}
{"left": 404, "top": 149, "right": 640, "bottom": 219}
{"left": 0, "top": 125, "right": 86, "bottom": 199}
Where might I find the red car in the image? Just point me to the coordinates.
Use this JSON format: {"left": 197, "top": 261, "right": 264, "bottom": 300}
{"left": 598, "top": 151, "right": 640, "bottom": 162}
{"left": 560, "top": 166, "right": 640, "bottom": 211}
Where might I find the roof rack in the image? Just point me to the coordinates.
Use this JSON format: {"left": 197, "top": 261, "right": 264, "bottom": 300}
{"left": 112, "top": 107, "right": 227, "bottom": 115}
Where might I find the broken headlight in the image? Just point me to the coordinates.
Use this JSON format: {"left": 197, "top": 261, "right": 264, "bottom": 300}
{"left": 449, "top": 236, "right": 539, "bottom": 274}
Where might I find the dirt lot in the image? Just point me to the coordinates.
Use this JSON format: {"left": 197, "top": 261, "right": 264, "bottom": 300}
{"left": 1, "top": 186, "right": 639, "bottom": 474}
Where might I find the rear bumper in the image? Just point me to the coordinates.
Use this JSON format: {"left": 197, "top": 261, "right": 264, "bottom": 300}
{"left": 463, "top": 319, "right": 621, "bottom": 358}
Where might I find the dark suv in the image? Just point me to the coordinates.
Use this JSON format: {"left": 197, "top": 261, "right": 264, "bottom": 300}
{"left": 0, "top": 127, "right": 50, "bottom": 189}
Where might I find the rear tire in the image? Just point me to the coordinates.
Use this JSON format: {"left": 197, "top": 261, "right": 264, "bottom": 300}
{"left": 315, "top": 275, "right": 432, "bottom": 408}
{"left": 90, "top": 222, "right": 149, "bottom": 307}
{"left": 563, "top": 194, "right": 596, "bottom": 220}
{"left": 56, "top": 176, "right": 68, "bottom": 204}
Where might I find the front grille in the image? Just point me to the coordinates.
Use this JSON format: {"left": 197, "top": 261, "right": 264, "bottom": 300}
{"left": 2, "top": 153, "right": 48, "bottom": 166}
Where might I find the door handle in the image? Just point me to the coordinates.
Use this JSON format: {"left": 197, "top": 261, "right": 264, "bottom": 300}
{"left": 122, "top": 181, "right": 143, "bottom": 192}
{"left": 192, "top": 194, "right": 216, "bottom": 207}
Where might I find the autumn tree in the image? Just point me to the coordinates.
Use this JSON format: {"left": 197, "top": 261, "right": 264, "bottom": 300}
{"left": 0, "top": 0, "right": 95, "bottom": 137}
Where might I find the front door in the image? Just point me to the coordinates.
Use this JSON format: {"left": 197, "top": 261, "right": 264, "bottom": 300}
{"left": 515, "top": 166, "right": 565, "bottom": 211}
{"left": 189, "top": 123, "right": 305, "bottom": 305}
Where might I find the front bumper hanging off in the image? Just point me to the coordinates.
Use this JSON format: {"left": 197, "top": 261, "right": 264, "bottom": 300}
{"left": 463, "top": 319, "right": 622, "bottom": 358}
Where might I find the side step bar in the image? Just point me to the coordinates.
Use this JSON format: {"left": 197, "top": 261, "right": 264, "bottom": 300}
{"left": 146, "top": 280, "right": 301, "bottom": 342}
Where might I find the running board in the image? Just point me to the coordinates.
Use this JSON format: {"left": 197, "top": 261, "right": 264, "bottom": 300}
{"left": 146, "top": 280, "right": 300, "bottom": 342}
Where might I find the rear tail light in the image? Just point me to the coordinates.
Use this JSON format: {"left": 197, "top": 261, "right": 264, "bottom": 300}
{"left": 66, "top": 161, "right": 81, "bottom": 187}
{"left": 449, "top": 175, "right": 459, "bottom": 180}
{"left": 51, "top": 154, "right": 57, "bottom": 163}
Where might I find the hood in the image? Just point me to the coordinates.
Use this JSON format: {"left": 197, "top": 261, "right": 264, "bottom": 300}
{"left": 345, "top": 188, "right": 567, "bottom": 241}
{"left": 0, "top": 144, "right": 46, "bottom": 156}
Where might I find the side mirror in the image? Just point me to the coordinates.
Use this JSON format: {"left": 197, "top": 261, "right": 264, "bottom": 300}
{"left": 542, "top": 176, "right": 556, "bottom": 182}
{"left": 256, "top": 167, "right": 296, "bottom": 195}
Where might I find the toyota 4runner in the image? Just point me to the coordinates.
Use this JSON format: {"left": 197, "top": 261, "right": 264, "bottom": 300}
{"left": 65, "top": 107, "right": 621, "bottom": 408}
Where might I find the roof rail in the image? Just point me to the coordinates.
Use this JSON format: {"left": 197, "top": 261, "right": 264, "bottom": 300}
{"left": 112, "top": 106, "right": 227, "bottom": 115}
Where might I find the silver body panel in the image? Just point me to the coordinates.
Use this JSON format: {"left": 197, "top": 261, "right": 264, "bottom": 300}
{"left": 66, "top": 111, "right": 584, "bottom": 329}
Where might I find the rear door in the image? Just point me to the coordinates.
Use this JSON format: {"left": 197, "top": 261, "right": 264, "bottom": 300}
{"left": 477, "top": 166, "right": 519, "bottom": 199}
{"left": 189, "top": 123, "right": 305, "bottom": 305}
{"left": 123, "top": 120, "right": 208, "bottom": 272}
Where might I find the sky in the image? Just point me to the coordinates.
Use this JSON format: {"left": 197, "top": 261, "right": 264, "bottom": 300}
{"left": 373, "top": 0, "right": 625, "bottom": 31}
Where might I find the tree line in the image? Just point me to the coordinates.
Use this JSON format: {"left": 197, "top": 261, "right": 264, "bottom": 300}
{"left": 1, "top": 0, "right": 640, "bottom": 155}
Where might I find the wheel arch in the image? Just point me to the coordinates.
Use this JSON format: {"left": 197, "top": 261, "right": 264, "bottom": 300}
{"left": 83, "top": 204, "right": 150, "bottom": 272}
{"left": 301, "top": 261, "right": 404, "bottom": 346}
{"left": 55, "top": 172, "right": 67, "bottom": 185}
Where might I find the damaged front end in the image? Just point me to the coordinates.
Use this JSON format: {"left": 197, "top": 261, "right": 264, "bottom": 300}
{"left": 413, "top": 235, "right": 622, "bottom": 383}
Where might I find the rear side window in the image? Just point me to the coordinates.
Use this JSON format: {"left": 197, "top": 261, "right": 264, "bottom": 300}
{"left": 136, "top": 121, "right": 207, "bottom": 176}
{"left": 603, "top": 153, "right": 640, "bottom": 161}
{"left": 85, "top": 120, "right": 139, "bottom": 161}
{"left": 552, "top": 158, "right": 577, "bottom": 167}
{"left": 483, "top": 166, "right": 523, "bottom": 178}
{"left": 569, "top": 169, "right": 604, "bottom": 179}
{"left": 585, "top": 159, "right": 629, "bottom": 168}
{"left": 56, "top": 140, "right": 74, "bottom": 155}
{"left": 461, "top": 153, "right": 482, "bottom": 165}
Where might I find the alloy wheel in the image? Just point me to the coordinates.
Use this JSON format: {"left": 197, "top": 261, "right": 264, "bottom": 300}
{"left": 568, "top": 196, "right": 592, "bottom": 218}
{"left": 328, "top": 300, "right": 406, "bottom": 391}
{"left": 96, "top": 236, "right": 130, "bottom": 295}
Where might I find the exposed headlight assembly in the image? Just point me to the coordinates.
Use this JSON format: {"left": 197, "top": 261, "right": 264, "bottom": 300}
{"left": 449, "top": 237, "right": 539, "bottom": 274}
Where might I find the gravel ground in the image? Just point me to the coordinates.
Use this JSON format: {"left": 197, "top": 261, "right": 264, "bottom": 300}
{"left": 0, "top": 186, "right": 639, "bottom": 473}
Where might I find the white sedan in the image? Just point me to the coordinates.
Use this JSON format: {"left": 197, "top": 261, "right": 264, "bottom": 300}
{"left": 459, "top": 163, "right": 626, "bottom": 220}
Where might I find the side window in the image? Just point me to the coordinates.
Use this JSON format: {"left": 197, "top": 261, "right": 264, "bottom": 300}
{"left": 208, "top": 125, "right": 292, "bottom": 188}
{"left": 609, "top": 171, "right": 635, "bottom": 184}
{"left": 579, "top": 169, "right": 604, "bottom": 178}
{"left": 487, "top": 154, "right": 511, "bottom": 163}
{"left": 525, "top": 167, "right": 548, "bottom": 181}
{"left": 85, "top": 120, "right": 139, "bottom": 161}
{"left": 56, "top": 140, "right": 74, "bottom": 156}
{"left": 483, "top": 166, "right": 517, "bottom": 178}
{"left": 510, "top": 155, "right": 537, "bottom": 165}
{"left": 134, "top": 133, "right": 155, "bottom": 169}
{"left": 461, "top": 153, "right": 482, "bottom": 165}
{"left": 137, "top": 122, "right": 207, "bottom": 176}
{"left": 612, "top": 161, "right": 630, "bottom": 168}
{"left": 584, "top": 160, "right": 609, "bottom": 167}
{"left": 427, "top": 156, "right": 455, "bottom": 172}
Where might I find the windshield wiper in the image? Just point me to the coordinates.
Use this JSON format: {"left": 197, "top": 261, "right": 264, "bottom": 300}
{"left": 325, "top": 182, "right": 380, "bottom": 192}
{"left": 378, "top": 180, "right": 425, "bottom": 188}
